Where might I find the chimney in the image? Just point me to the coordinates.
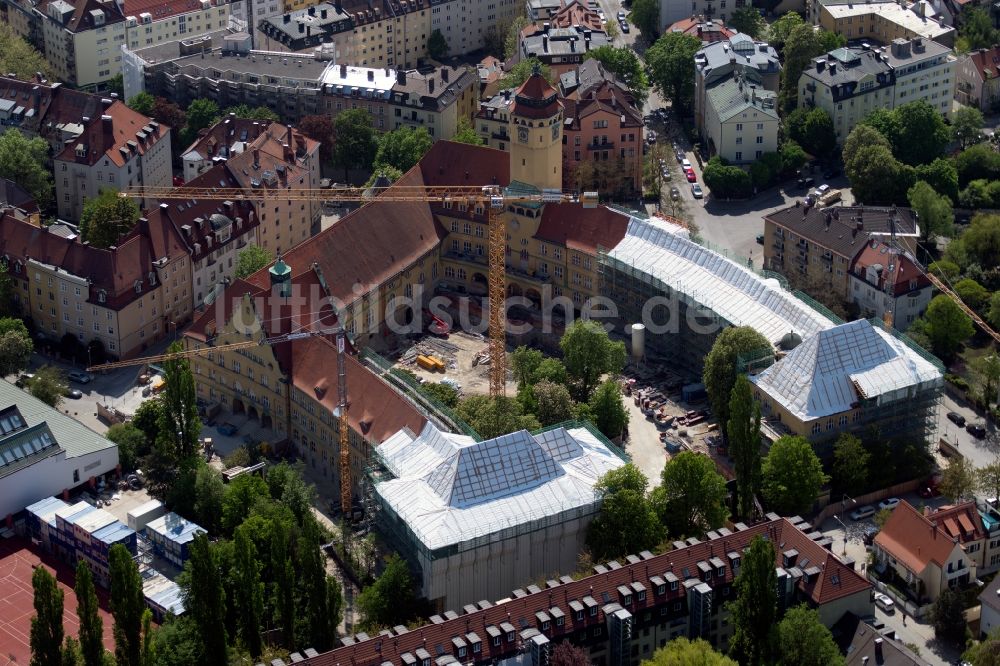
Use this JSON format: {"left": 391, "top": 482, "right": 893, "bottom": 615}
{"left": 283, "top": 13, "right": 290, "bottom": 23}
{"left": 101, "top": 97, "right": 113, "bottom": 108}
{"left": 282, "top": 142, "right": 293, "bottom": 162}
{"left": 340, "top": 63, "right": 347, "bottom": 78}
{"left": 816, "top": 59, "right": 825, "bottom": 73}
{"left": 861, "top": 658, "right": 868, "bottom": 665}
{"left": 320, "top": 7, "right": 327, "bottom": 18}
{"left": 441, "top": 67, "right": 449, "bottom": 82}
{"left": 543, "top": 34, "right": 549, "bottom": 50}
{"left": 368, "top": 69, "right": 375, "bottom": 81}
{"left": 306, "top": 26, "right": 311, "bottom": 37}
{"left": 335, "top": 0, "right": 341, "bottom": 10}
{"left": 253, "top": 149, "right": 260, "bottom": 168}
{"left": 874, "top": 638, "right": 883, "bottom": 662}
{"left": 298, "top": 22, "right": 304, "bottom": 33}
{"left": 429, "top": 77, "right": 435, "bottom": 94}
{"left": 397, "top": 69, "right": 407, "bottom": 85}
{"left": 543, "top": 22, "right": 550, "bottom": 32}
{"left": 308, "top": 5, "right": 315, "bottom": 15}
{"left": 101, "top": 114, "right": 113, "bottom": 139}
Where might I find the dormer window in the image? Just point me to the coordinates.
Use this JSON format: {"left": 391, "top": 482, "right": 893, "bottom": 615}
{"left": 148, "top": 271, "right": 157, "bottom": 286}
{"left": 13, "top": 261, "right": 21, "bottom": 274}
{"left": 134, "top": 281, "right": 142, "bottom": 294}
{"left": 98, "top": 290, "right": 107, "bottom": 303}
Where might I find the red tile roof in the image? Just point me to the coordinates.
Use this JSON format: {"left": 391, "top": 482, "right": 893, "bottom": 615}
{"left": 548, "top": 0, "right": 603, "bottom": 31}
{"left": 665, "top": 16, "right": 736, "bottom": 44}
{"left": 181, "top": 116, "right": 274, "bottom": 161}
{"left": 535, "top": 203, "right": 629, "bottom": 253}
{"left": 54, "top": 100, "right": 167, "bottom": 168}
{"left": 925, "top": 502, "right": 985, "bottom": 545}
{"left": 123, "top": 0, "right": 217, "bottom": 20}
{"left": 303, "top": 517, "right": 870, "bottom": 666}
{"left": 966, "top": 46, "right": 1000, "bottom": 82}
{"left": 874, "top": 501, "right": 962, "bottom": 575}
{"left": 512, "top": 73, "right": 562, "bottom": 120}
{"left": 849, "top": 240, "right": 930, "bottom": 297}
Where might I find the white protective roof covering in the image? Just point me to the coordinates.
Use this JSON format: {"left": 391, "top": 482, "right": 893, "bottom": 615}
{"left": 607, "top": 216, "right": 835, "bottom": 344}
{"left": 752, "top": 319, "right": 942, "bottom": 421}
{"left": 376, "top": 422, "right": 624, "bottom": 550}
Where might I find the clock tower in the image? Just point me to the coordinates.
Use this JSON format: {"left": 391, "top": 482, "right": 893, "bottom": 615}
{"left": 508, "top": 64, "right": 563, "bottom": 190}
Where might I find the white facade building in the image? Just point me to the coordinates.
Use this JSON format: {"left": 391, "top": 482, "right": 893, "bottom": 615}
{"left": 703, "top": 72, "right": 779, "bottom": 165}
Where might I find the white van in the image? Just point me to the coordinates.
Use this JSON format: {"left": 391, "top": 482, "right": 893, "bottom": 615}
{"left": 849, "top": 505, "right": 876, "bottom": 521}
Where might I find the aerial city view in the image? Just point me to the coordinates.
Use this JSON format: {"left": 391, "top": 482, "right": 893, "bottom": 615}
{"left": 1, "top": 0, "right": 1000, "bottom": 663}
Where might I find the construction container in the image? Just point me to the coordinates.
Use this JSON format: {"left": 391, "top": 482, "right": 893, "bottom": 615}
{"left": 146, "top": 512, "right": 206, "bottom": 568}
{"left": 143, "top": 570, "right": 186, "bottom": 621}
{"left": 25, "top": 497, "right": 69, "bottom": 549}
{"left": 416, "top": 355, "right": 436, "bottom": 371}
{"left": 430, "top": 356, "right": 446, "bottom": 372}
{"left": 127, "top": 499, "right": 166, "bottom": 533}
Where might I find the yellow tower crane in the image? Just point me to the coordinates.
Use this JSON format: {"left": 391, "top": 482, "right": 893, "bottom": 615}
{"left": 89, "top": 183, "right": 598, "bottom": 516}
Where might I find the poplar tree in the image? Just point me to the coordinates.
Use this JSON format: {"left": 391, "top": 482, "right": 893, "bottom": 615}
{"left": 75, "top": 561, "right": 105, "bottom": 666}
{"left": 728, "top": 374, "right": 762, "bottom": 520}
{"left": 728, "top": 536, "right": 777, "bottom": 666}
{"left": 109, "top": 544, "right": 145, "bottom": 666}
{"left": 30, "top": 566, "right": 64, "bottom": 666}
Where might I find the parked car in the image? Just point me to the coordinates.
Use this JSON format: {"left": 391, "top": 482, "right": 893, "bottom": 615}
{"left": 681, "top": 158, "right": 692, "bottom": 169}
{"left": 617, "top": 10, "right": 626, "bottom": 18}
{"left": 670, "top": 186, "right": 680, "bottom": 201}
{"left": 68, "top": 371, "right": 93, "bottom": 384}
{"left": 849, "top": 505, "right": 876, "bottom": 521}
{"left": 815, "top": 183, "right": 831, "bottom": 195}
{"left": 63, "top": 388, "right": 83, "bottom": 399}
{"left": 946, "top": 411, "right": 966, "bottom": 427}
{"left": 797, "top": 176, "right": 815, "bottom": 188}
{"left": 685, "top": 169, "right": 697, "bottom": 183}
{"left": 619, "top": 19, "right": 630, "bottom": 33}
{"left": 878, "top": 497, "right": 900, "bottom": 511}
{"left": 691, "top": 183, "right": 703, "bottom": 198}
{"left": 874, "top": 592, "right": 895, "bottom": 613}
{"left": 756, "top": 234, "right": 764, "bottom": 244}
{"left": 967, "top": 423, "right": 987, "bottom": 438}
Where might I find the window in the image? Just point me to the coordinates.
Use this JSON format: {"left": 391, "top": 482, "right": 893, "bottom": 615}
{"left": 756, "top": 136, "right": 763, "bottom": 144}
{"left": 735, "top": 152, "right": 742, "bottom": 161}
{"left": 492, "top": 636, "right": 501, "bottom": 647}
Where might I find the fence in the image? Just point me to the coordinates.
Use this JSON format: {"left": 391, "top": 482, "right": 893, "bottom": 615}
{"left": 812, "top": 478, "right": 923, "bottom": 525}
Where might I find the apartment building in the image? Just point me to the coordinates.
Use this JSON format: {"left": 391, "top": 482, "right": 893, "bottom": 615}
{"left": 180, "top": 115, "right": 274, "bottom": 182}
{"left": 694, "top": 33, "right": 780, "bottom": 137}
{"left": 703, "top": 71, "right": 779, "bottom": 165}
{"left": 542, "top": 0, "right": 604, "bottom": 31}
{"left": 660, "top": 0, "right": 750, "bottom": 30}
{"left": 874, "top": 501, "right": 982, "bottom": 603}
{"left": 848, "top": 240, "right": 932, "bottom": 331}
{"left": 763, "top": 205, "right": 919, "bottom": 300}
{"left": 37, "top": 0, "right": 128, "bottom": 88}
{"left": 518, "top": 24, "right": 610, "bottom": 75}
{"left": 53, "top": 99, "right": 172, "bottom": 222}
{"left": 151, "top": 169, "right": 260, "bottom": 310}
{"left": 0, "top": 208, "right": 192, "bottom": 359}
{"left": 300, "top": 515, "right": 871, "bottom": 666}
{"left": 813, "top": 0, "right": 956, "bottom": 48}
{"left": 799, "top": 39, "right": 954, "bottom": 143}
{"left": 664, "top": 16, "right": 736, "bottom": 45}
{"left": 122, "top": 0, "right": 232, "bottom": 52}
{"left": 955, "top": 46, "right": 1000, "bottom": 112}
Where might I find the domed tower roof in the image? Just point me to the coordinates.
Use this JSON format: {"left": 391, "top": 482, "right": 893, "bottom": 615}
{"left": 512, "top": 65, "right": 562, "bottom": 119}
{"left": 779, "top": 330, "right": 803, "bottom": 351}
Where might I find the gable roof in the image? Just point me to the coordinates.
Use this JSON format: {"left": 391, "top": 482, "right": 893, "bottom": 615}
{"left": 850, "top": 240, "right": 931, "bottom": 297}
{"left": 765, "top": 205, "right": 919, "bottom": 261}
{"left": 666, "top": 16, "right": 736, "bottom": 43}
{"left": 874, "top": 501, "right": 962, "bottom": 575}
{"left": 535, "top": 203, "right": 630, "bottom": 253}
{"left": 752, "top": 319, "right": 942, "bottom": 422}
{"left": 181, "top": 116, "right": 273, "bottom": 163}
{"left": 924, "top": 502, "right": 985, "bottom": 545}
{"left": 845, "top": 622, "right": 930, "bottom": 666}
{"left": 981, "top": 570, "right": 1000, "bottom": 615}
{"left": 705, "top": 72, "right": 778, "bottom": 122}
{"left": 54, "top": 100, "right": 166, "bottom": 168}
{"left": 966, "top": 45, "right": 1000, "bottom": 82}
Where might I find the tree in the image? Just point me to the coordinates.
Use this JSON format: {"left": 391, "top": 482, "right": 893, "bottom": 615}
{"left": 990, "top": 292, "right": 1000, "bottom": 331}
{"left": 931, "top": 587, "right": 968, "bottom": 644}
{"left": 0, "top": 316, "right": 32, "bottom": 376}
{"left": 498, "top": 58, "right": 554, "bottom": 89}
{"left": 270, "top": 518, "right": 296, "bottom": 647}
{"left": 222, "top": 104, "right": 280, "bottom": 121}
{"left": 455, "top": 395, "right": 540, "bottom": 439}
{"left": 0, "top": 23, "right": 52, "bottom": 80}
{"left": 762, "top": 435, "right": 827, "bottom": 515}
{"left": 964, "top": 627, "right": 1000, "bottom": 666}
{"left": 560, "top": 319, "right": 627, "bottom": 401}
{"left": 0, "top": 264, "right": 13, "bottom": 317}
{"left": 364, "top": 165, "right": 404, "bottom": 187}
{"left": 232, "top": 525, "right": 264, "bottom": 658}
{"left": 832, "top": 433, "right": 869, "bottom": 496}
{"left": 908, "top": 180, "right": 954, "bottom": 244}
{"left": 427, "top": 29, "right": 448, "bottom": 59}
{"left": 586, "top": 46, "right": 650, "bottom": 107}
{"left": 845, "top": 144, "right": 913, "bottom": 205}
{"left": 728, "top": 535, "right": 777, "bottom": 665}
{"left": 150, "top": 616, "right": 201, "bottom": 666}
{"left": 29, "top": 366, "right": 66, "bottom": 408}
{"left": 963, "top": 214, "right": 1000, "bottom": 267}
{"left": 140, "top": 609, "right": 155, "bottom": 666}
{"left": 785, "top": 107, "right": 837, "bottom": 158}
{"left": 728, "top": 6, "right": 766, "bottom": 39}
{"left": 296, "top": 518, "right": 333, "bottom": 649}
{"left": 106, "top": 423, "right": 145, "bottom": 472}
{"left": 153, "top": 97, "right": 187, "bottom": 136}
{"left": 924, "top": 294, "right": 974, "bottom": 360}
{"left": 126, "top": 92, "right": 156, "bottom": 115}
{"left": 452, "top": 120, "right": 483, "bottom": 145}
{"left": 780, "top": 25, "right": 841, "bottom": 112}
{"left": 30, "top": 565, "right": 64, "bottom": 666}
{"left": 534, "top": 379, "right": 575, "bottom": 426}
{"left": 843, "top": 124, "right": 892, "bottom": 175}
{"left": 357, "top": 554, "right": 417, "bottom": 630}
{"left": 0, "top": 128, "right": 53, "bottom": 207}
{"left": 326, "top": 576, "right": 344, "bottom": 642}
{"left": 221, "top": 473, "right": 270, "bottom": 537}
{"left": 157, "top": 341, "right": 202, "bottom": 460}
{"left": 182, "top": 98, "right": 220, "bottom": 145}
{"left": 940, "top": 457, "right": 977, "bottom": 502}
{"left": 109, "top": 543, "right": 145, "bottom": 666}
{"left": 646, "top": 33, "right": 702, "bottom": 114}
{"left": 766, "top": 11, "right": 804, "bottom": 51}
{"left": 953, "top": 106, "right": 985, "bottom": 149}
{"left": 916, "top": 158, "right": 959, "bottom": 203}
{"left": 955, "top": 278, "right": 990, "bottom": 312}
{"left": 333, "top": 109, "right": 378, "bottom": 181}
{"left": 958, "top": 6, "right": 999, "bottom": 51}
{"left": 775, "top": 605, "right": 844, "bottom": 666}
{"left": 955, "top": 144, "right": 1000, "bottom": 188}
{"left": 550, "top": 641, "right": 593, "bottom": 666}
{"left": 780, "top": 141, "right": 809, "bottom": 174}
{"left": 298, "top": 114, "right": 336, "bottom": 162}
{"left": 703, "top": 326, "right": 770, "bottom": 430}
{"left": 652, "top": 451, "right": 728, "bottom": 538}
{"left": 629, "top": 0, "right": 659, "bottom": 40}
{"left": 374, "top": 126, "right": 433, "bottom": 173}
{"left": 874, "top": 507, "right": 893, "bottom": 530}
{"left": 419, "top": 381, "right": 460, "bottom": 408}
{"left": 235, "top": 244, "right": 273, "bottom": 279}
{"left": 74, "top": 561, "right": 105, "bottom": 666}
{"left": 892, "top": 101, "right": 952, "bottom": 166}
{"left": 61, "top": 637, "right": 82, "bottom": 666}
{"left": 181, "top": 534, "right": 228, "bottom": 664}
{"left": 728, "top": 375, "right": 762, "bottom": 520}
{"left": 193, "top": 464, "right": 225, "bottom": 534}
{"left": 131, "top": 398, "right": 163, "bottom": 444}
{"left": 646, "top": 639, "right": 736, "bottom": 666}
{"left": 586, "top": 465, "right": 664, "bottom": 560}
{"left": 978, "top": 459, "right": 1000, "bottom": 502}
{"left": 589, "top": 380, "right": 629, "bottom": 439}
{"left": 79, "top": 189, "right": 141, "bottom": 249}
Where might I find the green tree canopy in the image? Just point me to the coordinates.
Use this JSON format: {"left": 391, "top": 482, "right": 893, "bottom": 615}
{"left": 534, "top": 379, "right": 575, "bottom": 426}
{"left": 703, "top": 326, "right": 770, "bottom": 429}
{"left": 780, "top": 25, "right": 843, "bottom": 112}
{"left": 235, "top": 244, "right": 273, "bottom": 279}
{"left": 106, "top": 423, "right": 146, "bottom": 472}
{"left": 785, "top": 107, "right": 837, "bottom": 158}
{"left": 193, "top": 463, "right": 225, "bottom": 535}
{"left": 427, "top": 29, "right": 449, "bottom": 59}
{"left": 847, "top": 144, "right": 914, "bottom": 205}
{"left": 703, "top": 157, "right": 753, "bottom": 198}
{"left": 181, "top": 534, "right": 228, "bottom": 663}
{"left": 957, "top": 6, "right": 999, "bottom": 51}
{"left": 157, "top": 341, "right": 202, "bottom": 460}
{"left": 0, "top": 316, "right": 32, "bottom": 377}
{"left": 728, "top": 535, "right": 777, "bottom": 666}
{"left": 645, "top": 638, "right": 737, "bottom": 665}
{"left": 955, "top": 144, "right": 1000, "bottom": 188}
{"left": 893, "top": 100, "right": 952, "bottom": 166}
{"left": 560, "top": 320, "right": 627, "bottom": 401}
{"left": 832, "top": 433, "right": 869, "bottom": 496}
{"left": 589, "top": 380, "right": 629, "bottom": 439}
{"left": 963, "top": 213, "right": 1000, "bottom": 267}
{"left": 728, "top": 6, "right": 766, "bottom": 39}
{"left": 586, "top": 465, "right": 664, "bottom": 560}
{"left": 333, "top": 109, "right": 378, "bottom": 181}
{"left": 915, "top": 158, "right": 959, "bottom": 203}
{"left": 0, "top": 24, "right": 52, "bottom": 80}
{"left": 940, "top": 456, "right": 977, "bottom": 502}
{"left": 419, "top": 381, "right": 460, "bottom": 408}
{"left": 233, "top": 524, "right": 264, "bottom": 657}
{"left": 375, "top": 126, "right": 433, "bottom": 173}
{"left": 907, "top": 180, "right": 954, "bottom": 244}
{"left": 728, "top": 374, "right": 762, "bottom": 520}
{"left": 629, "top": 0, "right": 660, "bottom": 40}
{"left": 28, "top": 365, "right": 66, "bottom": 408}
{"left": 110, "top": 543, "right": 145, "bottom": 666}
{"left": 75, "top": 560, "right": 106, "bottom": 666}
{"left": 498, "top": 58, "right": 555, "bottom": 89}
{"left": 79, "top": 189, "right": 141, "bottom": 249}
{"left": 978, "top": 459, "right": 1000, "bottom": 502}
{"left": 780, "top": 141, "right": 809, "bottom": 174}
{"left": 954, "top": 278, "right": 990, "bottom": 312}
{"left": 30, "top": 565, "right": 64, "bottom": 666}
{"left": 964, "top": 627, "right": 1000, "bottom": 666}
{"left": 646, "top": 33, "right": 703, "bottom": 114}
{"left": 775, "top": 605, "right": 844, "bottom": 666}
{"left": 221, "top": 104, "right": 279, "bottom": 121}
{"left": 924, "top": 294, "right": 974, "bottom": 360}
{"left": 586, "top": 46, "right": 650, "bottom": 106}
{"left": 843, "top": 124, "right": 892, "bottom": 175}
{"left": 762, "top": 435, "right": 827, "bottom": 515}
{"left": 357, "top": 554, "right": 417, "bottom": 630}
{"left": 0, "top": 128, "right": 53, "bottom": 207}
{"left": 931, "top": 587, "right": 969, "bottom": 644}
{"left": 452, "top": 120, "right": 483, "bottom": 145}
{"left": 455, "top": 395, "right": 540, "bottom": 439}
{"left": 765, "top": 11, "right": 804, "bottom": 51}
{"left": 126, "top": 92, "right": 156, "bottom": 115}
{"left": 222, "top": 473, "right": 270, "bottom": 537}
{"left": 651, "top": 451, "right": 728, "bottom": 538}
{"left": 182, "top": 98, "right": 220, "bottom": 145}
{"left": 953, "top": 106, "right": 985, "bottom": 149}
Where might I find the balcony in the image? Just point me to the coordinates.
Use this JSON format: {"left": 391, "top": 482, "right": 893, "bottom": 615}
{"left": 587, "top": 141, "right": 615, "bottom": 150}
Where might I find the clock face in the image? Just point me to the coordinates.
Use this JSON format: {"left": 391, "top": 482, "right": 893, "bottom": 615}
{"left": 518, "top": 127, "right": 529, "bottom": 142}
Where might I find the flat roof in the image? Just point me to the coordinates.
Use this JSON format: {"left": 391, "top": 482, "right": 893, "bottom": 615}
{"left": 146, "top": 512, "right": 205, "bottom": 545}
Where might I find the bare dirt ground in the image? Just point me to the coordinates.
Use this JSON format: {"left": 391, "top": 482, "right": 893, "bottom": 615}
{"left": 393, "top": 331, "right": 516, "bottom": 397}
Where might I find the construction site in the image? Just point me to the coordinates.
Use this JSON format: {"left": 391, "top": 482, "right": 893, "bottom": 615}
{"left": 390, "top": 330, "right": 516, "bottom": 398}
